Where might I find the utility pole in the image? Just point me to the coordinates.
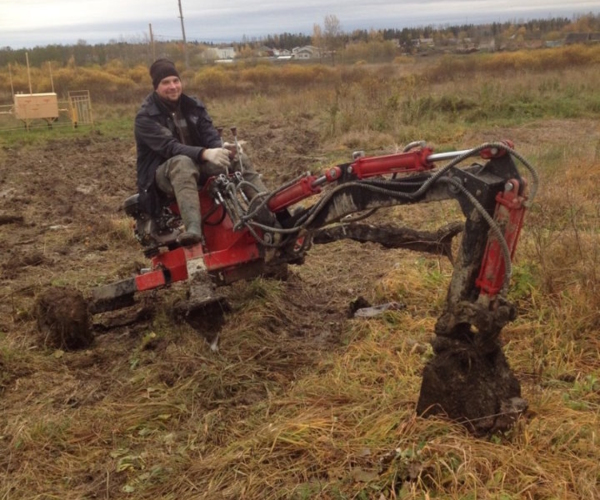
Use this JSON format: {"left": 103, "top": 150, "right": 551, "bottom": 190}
{"left": 8, "top": 63, "right": 14, "bottom": 98}
{"left": 25, "top": 52, "right": 33, "bottom": 94}
{"left": 149, "top": 23, "right": 156, "bottom": 61}
{"left": 48, "top": 62, "right": 55, "bottom": 93}
{"left": 177, "top": 0, "right": 189, "bottom": 69}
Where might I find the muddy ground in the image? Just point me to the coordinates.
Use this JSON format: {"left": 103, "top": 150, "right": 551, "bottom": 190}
{"left": 0, "top": 121, "right": 404, "bottom": 394}
{"left": 1, "top": 117, "right": 596, "bottom": 498}
{"left": 0, "top": 116, "right": 593, "bottom": 393}
{"left": 0, "top": 118, "right": 376, "bottom": 350}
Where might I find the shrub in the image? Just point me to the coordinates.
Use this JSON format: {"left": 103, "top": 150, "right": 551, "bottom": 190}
{"left": 127, "top": 64, "right": 149, "bottom": 85}
{"left": 425, "top": 45, "right": 600, "bottom": 83}
{"left": 192, "top": 66, "right": 238, "bottom": 97}
{"left": 53, "top": 67, "right": 137, "bottom": 101}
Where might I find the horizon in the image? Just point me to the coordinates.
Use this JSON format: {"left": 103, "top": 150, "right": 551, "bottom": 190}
{"left": 1, "top": 1, "right": 599, "bottom": 50}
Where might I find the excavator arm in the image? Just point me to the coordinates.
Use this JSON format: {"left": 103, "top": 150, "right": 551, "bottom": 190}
{"left": 91, "top": 140, "right": 538, "bottom": 433}
{"left": 245, "top": 141, "right": 533, "bottom": 316}
{"left": 227, "top": 140, "right": 536, "bottom": 433}
{"left": 94, "top": 140, "right": 537, "bottom": 335}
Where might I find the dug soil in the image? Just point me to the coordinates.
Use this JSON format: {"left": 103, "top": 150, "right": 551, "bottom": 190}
{"left": 0, "top": 121, "right": 393, "bottom": 348}
{"left": 2, "top": 117, "right": 589, "bottom": 497}
{"left": 0, "top": 122, "right": 406, "bottom": 422}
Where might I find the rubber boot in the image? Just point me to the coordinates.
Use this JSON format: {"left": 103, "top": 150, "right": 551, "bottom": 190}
{"left": 172, "top": 178, "right": 203, "bottom": 246}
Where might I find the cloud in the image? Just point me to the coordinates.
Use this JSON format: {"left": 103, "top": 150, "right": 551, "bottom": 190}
{"left": 0, "top": 0, "right": 599, "bottom": 48}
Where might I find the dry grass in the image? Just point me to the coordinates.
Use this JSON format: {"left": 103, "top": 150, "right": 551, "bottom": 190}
{"left": 425, "top": 44, "right": 600, "bottom": 82}
{"left": 2, "top": 58, "right": 600, "bottom": 499}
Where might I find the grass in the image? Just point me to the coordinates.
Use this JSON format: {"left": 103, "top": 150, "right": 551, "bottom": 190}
{"left": 3, "top": 47, "right": 600, "bottom": 149}
{"left": 2, "top": 53, "right": 600, "bottom": 499}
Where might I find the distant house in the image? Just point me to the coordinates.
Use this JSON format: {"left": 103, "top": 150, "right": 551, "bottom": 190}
{"left": 205, "top": 46, "right": 236, "bottom": 60}
{"left": 257, "top": 46, "right": 275, "bottom": 57}
{"left": 276, "top": 49, "right": 293, "bottom": 61}
{"left": 478, "top": 38, "right": 496, "bottom": 51}
{"left": 460, "top": 37, "right": 475, "bottom": 49}
{"left": 216, "top": 46, "right": 235, "bottom": 59}
{"left": 292, "top": 46, "right": 321, "bottom": 59}
{"left": 412, "top": 38, "right": 434, "bottom": 48}
{"left": 565, "top": 33, "right": 600, "bottom": 45}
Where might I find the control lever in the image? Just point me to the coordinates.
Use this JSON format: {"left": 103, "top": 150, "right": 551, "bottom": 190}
{"left": 216, "top": 127, "right": 228, "bottom": 175}
{"left": 230, "top": 126, "right": 244, "bottom": 174}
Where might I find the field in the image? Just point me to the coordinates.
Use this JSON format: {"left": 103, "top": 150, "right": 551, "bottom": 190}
{"left": 1, "top": 50, "right": 600, "bottom": 499}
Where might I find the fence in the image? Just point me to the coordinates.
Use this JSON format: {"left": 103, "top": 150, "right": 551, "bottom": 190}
{"left": 68, "top": 90, "right": 93, "bottom": 128}
{"left": 0, "top": 90, "right": 93, "bottom": 133}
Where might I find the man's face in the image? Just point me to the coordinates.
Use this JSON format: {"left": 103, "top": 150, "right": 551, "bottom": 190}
{"left": 156, "top": 76, "right": 182, "bottom": 102}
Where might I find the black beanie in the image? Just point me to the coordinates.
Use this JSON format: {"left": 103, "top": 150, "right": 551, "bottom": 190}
{"left": 150, "top": 59, "right": 180, "bottom": 89}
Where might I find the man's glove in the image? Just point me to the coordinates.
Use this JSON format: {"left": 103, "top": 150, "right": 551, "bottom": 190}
{"left": 202, "top": 148, "right": 230, "bottom": 169}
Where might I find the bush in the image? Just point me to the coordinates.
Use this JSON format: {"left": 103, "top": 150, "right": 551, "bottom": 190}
{"left": 53, "top": 67, "right": 138, "bottom": 101}
{"left": 192, "top": 66, "right": 239, "bottom": 97}
{"left": 425, "top": 45, "right": 600, "bottom": 82}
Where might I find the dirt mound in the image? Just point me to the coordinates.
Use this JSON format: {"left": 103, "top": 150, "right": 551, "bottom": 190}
{"left": 417, "top": 336, "right": 525, "bottom": 434}
{"left": 34, "top": 287, "right": 93, "bottom": 350}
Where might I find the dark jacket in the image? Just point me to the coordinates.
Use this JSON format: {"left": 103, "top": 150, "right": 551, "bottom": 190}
{"left": 134, "top": 92, "right": 222, "bottom": 215}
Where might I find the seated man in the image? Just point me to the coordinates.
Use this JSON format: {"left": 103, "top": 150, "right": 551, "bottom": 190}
{"left": 134, "top": 58, "right": 267, "bottom": 246}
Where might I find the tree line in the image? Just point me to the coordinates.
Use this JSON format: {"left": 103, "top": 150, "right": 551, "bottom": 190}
{"left": 1, "top": 13, "right": 598, "bottom": 69}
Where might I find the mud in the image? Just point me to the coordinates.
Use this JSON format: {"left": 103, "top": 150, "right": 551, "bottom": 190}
{"left": 0, "top": 115, "right": 533, "bottom": 434}
{"left": 417, "top": 336, "right": 525, "bottom": 434}
{"left": 173, "top": 297, "right": 230, "bottom": 349}
{"left": 34, "top": 287, "right": 93, "bottom": 350}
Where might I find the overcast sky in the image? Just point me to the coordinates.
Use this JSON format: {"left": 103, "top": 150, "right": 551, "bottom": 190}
{"left": 1, "top": 0, "right": 599, "bottom": 49}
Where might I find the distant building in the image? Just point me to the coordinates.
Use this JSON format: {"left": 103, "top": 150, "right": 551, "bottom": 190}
{"left": 589, "top": 33, "right": 600, "bottom": 43}
{"left": 275, "top": 49, "right": 293, "bottom": 61}
{"left": 257, "top": 46, "right": 275, "bottom": 57}
{"left": 565, "top": 33, "right": 600, "bottom": 45}
{"left": 205, "top": 46, "right": 236, "bottom": 60}
{"left": 478, "top": 38, "right": 496, "bottom": 51}
{"left": 412, "top": 38, "right": 434, "bottom": 48}
{"left": 292, "top": 46, "right": 321, "bottom": 59}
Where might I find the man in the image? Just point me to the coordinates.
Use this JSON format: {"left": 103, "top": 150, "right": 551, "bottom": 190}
{"left": 134, "top": 59, "right": 270, "bottom": 322}
{"left": 134, "top": 58, "right": 267, "bottom": 246}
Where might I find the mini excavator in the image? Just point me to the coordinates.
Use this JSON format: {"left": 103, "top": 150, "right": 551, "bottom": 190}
{"left": 91, "top": 138, "right": 538, "bottom": 433}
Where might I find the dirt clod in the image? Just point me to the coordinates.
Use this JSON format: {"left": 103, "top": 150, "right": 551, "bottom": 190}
{"left": 34, "top": 287, "right": 93, "bottom": 350}
{"left": 417, "top": 336, "right": 524, "bottom": 434}
{"left": 0, "top": 214, "right": 24, "bottom": 226}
